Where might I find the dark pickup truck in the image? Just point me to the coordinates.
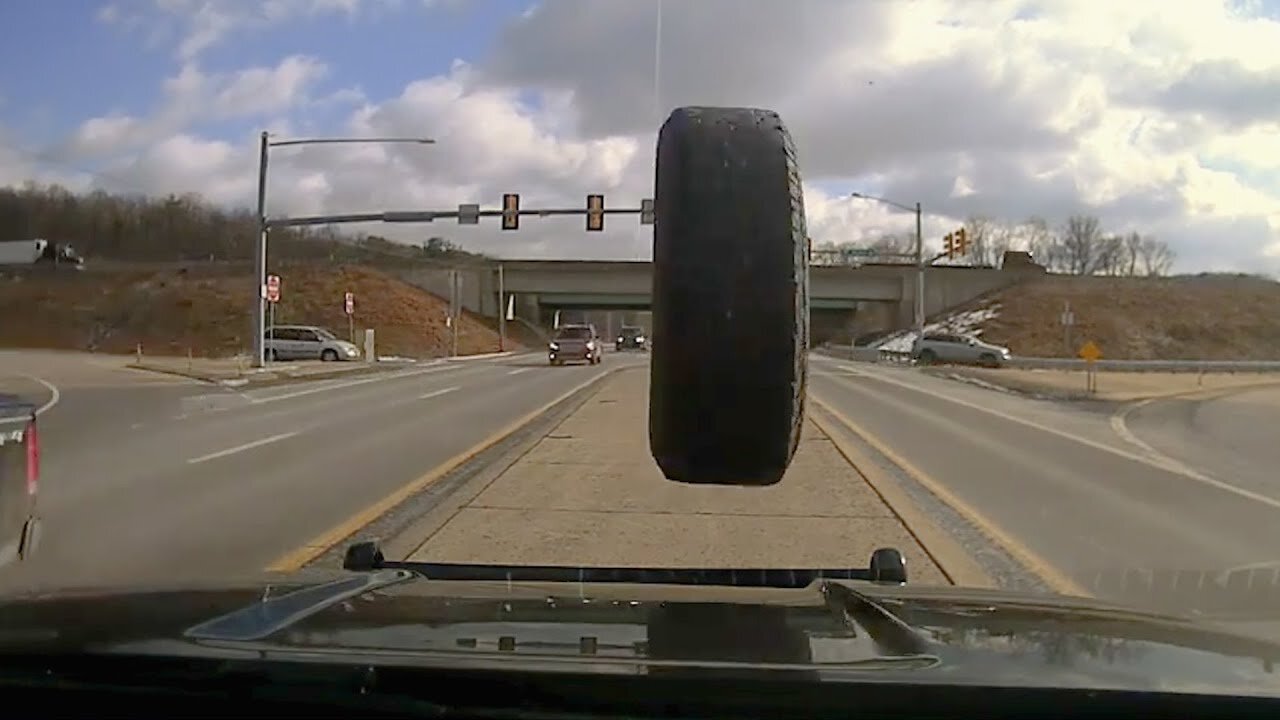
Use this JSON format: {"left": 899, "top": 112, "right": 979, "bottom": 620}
{"left": 0, "top": 396, "right": 40, "bottom": 569}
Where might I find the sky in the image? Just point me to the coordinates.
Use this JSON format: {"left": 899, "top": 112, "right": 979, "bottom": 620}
{"left": 0, "top": 0, "right": 1278, "bottom": 272}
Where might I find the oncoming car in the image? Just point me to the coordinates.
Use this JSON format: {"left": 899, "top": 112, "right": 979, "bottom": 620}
{"left": 615, "top": 326, "right": 648, "bottom": 352}
{"left": 548, "top": 324, "right": 602, "bottom": 366}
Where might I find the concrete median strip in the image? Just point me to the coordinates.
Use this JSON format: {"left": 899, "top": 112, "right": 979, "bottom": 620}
{"left": 389, "top": 370, "right": 953, "bottom": 582}
{"left": 264, "top": 365, "right": 623, "bottom": 573}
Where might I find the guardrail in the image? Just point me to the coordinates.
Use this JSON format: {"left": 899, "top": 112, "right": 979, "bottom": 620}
{"left": 816, "top": 345, "right": 1280, "bottom": 373}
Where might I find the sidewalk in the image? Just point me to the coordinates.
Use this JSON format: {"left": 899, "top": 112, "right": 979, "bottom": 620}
{"left": 399, "top": 368, "right": 950, "bottom": 584}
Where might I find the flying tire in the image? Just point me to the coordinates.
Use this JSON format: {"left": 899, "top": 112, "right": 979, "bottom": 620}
{"left": 649, "top": 107, "right": 809, "bottom": 486}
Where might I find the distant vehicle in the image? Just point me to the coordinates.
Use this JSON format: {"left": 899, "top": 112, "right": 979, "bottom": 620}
{"left": 911, "top": 333, "right": 1010, "bottom": 368}
{"left": 615, "top": 326, "right": 647, "bottom": 352}
{"left": 264, "top": 325, "right": 361, "bottom": 362}
{"left": 549, "top": 324, "right": 602, "bottom": 366}
{"left": 0, "top": 395, "right": 40, "bottom": 569}
{"left": 0, "top": 239, "right": 84, "bottom": 269}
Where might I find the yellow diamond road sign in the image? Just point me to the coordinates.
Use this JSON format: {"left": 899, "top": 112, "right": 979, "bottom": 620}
{"left": 1078, "top": 340, "right": 1102, "bottom": 362}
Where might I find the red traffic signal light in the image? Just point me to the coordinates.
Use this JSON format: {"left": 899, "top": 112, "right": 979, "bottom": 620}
{"left": 586, "top": 194, "right": 604, "bottom": 232}
{"left": 501, "top": 193, "right": 520, "bottom": 230}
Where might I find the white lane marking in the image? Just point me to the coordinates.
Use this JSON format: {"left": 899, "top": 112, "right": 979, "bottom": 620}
{"left": 247, "top": 364, "right": 457, "bottom": 405}
{"left": 818, "top": 367, "right": 1280, "bottom": 512}
{"left": 508, "top": 368, "right": 531, "bottom": 376}
{"left": 18, "top": 374, "right": 60, "bottom": 416}
{"left": 187, "top": 431, "right": 299, "bottom": 465}
{"left": 418, "top": 386, "right": 459, "bottom": 400}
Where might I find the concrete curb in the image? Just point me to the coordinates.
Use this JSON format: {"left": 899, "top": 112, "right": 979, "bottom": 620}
{"left": 126, "top": 360, "right": 426, "bottom": 388}
{"left": 807, "top": 402, "right": 997, "bottom": 590}
{"left": 445, "top": 350, "right": 518, "bottom": 362}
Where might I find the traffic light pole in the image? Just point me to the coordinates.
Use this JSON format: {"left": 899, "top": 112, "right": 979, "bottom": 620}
{"left": 914, "top": 201, "right": 925, "bottom": 341}
{"left": 253, "top": 132, "right": 269, "bottom": 369}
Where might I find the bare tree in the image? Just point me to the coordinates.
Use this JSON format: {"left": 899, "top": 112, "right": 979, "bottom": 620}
{"left": 1061, "top": 215, "right": 1104, "bottom": 275}
{"left": 1021, "top": 216, "right": 1066, "bottom": 272}
{"left": 1121, "top": 232, "right": 1142, "bottom": 277}
{"left": 1095, "top": 235, "right": 1127, "bottom": 276}
{"left": 1137, "top": 236, "right": 1176, "bottom": 276}
{"left": 869, "top": 232, "right": 911, "bottom": 254}
{"left": 962, "top": 215, "right": 996, "bottom": 266}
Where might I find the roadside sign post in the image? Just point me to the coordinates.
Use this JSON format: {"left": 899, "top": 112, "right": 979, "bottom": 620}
{"left": 1079, "top": 340, "right": 1101, "bottom": 394}
{"left": 265, "top": 274, "right": 281, "bottom": 364}
{"left": 344, "top": 291, "right": 355, "bottom": 345}
{"left": 1061, "top": 301, "right": 1075, "bottom": 355}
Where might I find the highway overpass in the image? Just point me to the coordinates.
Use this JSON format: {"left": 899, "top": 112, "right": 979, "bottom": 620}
{"left": 393, "top": 259, "right": 1042, "bottom": 341}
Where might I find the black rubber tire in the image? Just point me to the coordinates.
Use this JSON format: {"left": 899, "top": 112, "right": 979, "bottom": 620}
{"left": 917, "top": 349, "right": 936, "bottom": 365}
{"left": 869, "top": 547, "right": 907, "bottom": 584}
{"left": 979, "top": 353, "right": 998, "bottom": 368}
{"left": 321, "top": 349, "right": 339, "bottom": 362}
{"left": 649, "top": 107, "right": 809, "bottom": 486}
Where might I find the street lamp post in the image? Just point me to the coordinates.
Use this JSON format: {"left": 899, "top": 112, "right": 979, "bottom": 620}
{"left": 253, "top": 134, "right": 436, "bottom": 368}
{"left": 849, "top": 192, "right": 926, "bottom": 342}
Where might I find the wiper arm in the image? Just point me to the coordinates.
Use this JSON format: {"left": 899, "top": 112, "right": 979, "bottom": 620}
{"left": 821, "top": 581, "right": 933, "bottom": 656}
{"left": 342, "top": 541, "right": 909, "bottom": 588}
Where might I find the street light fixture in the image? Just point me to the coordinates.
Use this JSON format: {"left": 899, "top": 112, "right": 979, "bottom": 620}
{"left": 849, "top": 192, "right": 925, "bottom": 343}
{"left": 253, "top": 132, "right": 436, "bottom": 368}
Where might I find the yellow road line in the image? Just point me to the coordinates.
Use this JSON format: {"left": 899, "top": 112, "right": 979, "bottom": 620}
{"left": 264, "top": 367, "right": 621, "bottom": 572}
{"left": 808, "top": 392, "right": 1089, "bottom": 598}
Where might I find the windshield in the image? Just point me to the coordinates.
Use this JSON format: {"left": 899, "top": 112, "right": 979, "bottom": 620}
{"left": 2, "top": 0, "right": 1279, "bottom": 701}
{"left": 555, "top": 327, "right": 592, "bottom": 340}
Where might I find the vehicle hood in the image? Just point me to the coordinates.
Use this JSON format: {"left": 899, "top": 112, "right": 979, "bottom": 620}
{"left": 1, "top": 572, "right": 1279, "bottom": 695}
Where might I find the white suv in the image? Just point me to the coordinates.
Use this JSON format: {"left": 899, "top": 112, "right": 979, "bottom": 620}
{"left": 911, "top": 333, "right": 1011, "bottom": 368}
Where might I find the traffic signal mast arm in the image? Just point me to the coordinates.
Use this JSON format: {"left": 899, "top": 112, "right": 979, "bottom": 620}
{"left": 264, "top": 194, "right": 656, "bottom": 231}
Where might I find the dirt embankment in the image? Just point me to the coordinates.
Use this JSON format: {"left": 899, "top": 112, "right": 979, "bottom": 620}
{"left": 0, "top": 263, "right": 519, "bottom": 359}
{"left": 978, "top": 274, "right": 1280, "bottom": 360}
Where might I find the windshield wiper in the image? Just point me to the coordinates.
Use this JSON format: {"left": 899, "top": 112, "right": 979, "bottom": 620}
{"left": 341, "top": 541, "right": 909, "bottom": 588}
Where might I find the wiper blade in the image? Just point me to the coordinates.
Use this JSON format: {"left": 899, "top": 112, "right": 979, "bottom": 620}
{"left": 342, "top": 541, "right": 909, "bottom": 588}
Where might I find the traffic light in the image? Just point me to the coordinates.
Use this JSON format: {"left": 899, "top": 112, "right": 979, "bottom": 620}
{"left": 955, "top": 227, "right": 968, "bottom": 256}
{"left": 501, "top": 193, "right": 520, "bottom": 230}
{"left": 944, "top": 232, "right": 956, "bottom": 259}
{"left": 586, "top": 194, "right": 604, "bottom": 232}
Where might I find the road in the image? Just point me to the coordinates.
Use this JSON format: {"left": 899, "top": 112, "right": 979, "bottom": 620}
{"left": 4, "top": 348, "right": 1279, "bottom": 626}
{"left": 809, "top": 354, "right": 1280, "bottom": 616}
{"left": 0, "top": 349, "right": 643, "bottom": 590}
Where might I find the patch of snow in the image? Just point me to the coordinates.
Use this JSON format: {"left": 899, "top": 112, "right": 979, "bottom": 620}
{"left": 874, "top": 302, "right": 1002, "bottom": 352}
{"left": 376, "top": 356, "right": 417, "bottom": 363}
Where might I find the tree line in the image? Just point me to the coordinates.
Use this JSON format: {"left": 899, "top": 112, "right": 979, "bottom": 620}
{"left": 0, "top": 182, "right": 487, "bottom": 265}
{"left": 814, "top": 214, "right": 1177, "bottom": 277}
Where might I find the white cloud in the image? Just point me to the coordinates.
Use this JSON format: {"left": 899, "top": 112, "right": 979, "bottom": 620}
{"left": 15, "top": 0, "right": 1280, "bottom": 271}
{"left": 100, "top": 0, "right": 378, "bottom": 60}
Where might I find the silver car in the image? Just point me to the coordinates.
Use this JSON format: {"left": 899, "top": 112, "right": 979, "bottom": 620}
{"left": 264, "top": 325, "right": 361, "bottom": 362}
{"left": 911, "top": 333, "right": 1011, "bottom": 368}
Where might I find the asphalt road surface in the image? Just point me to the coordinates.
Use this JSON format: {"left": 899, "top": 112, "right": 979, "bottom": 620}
{"left": 810, "top": 355, "right": 1280, "bottom": 618}
{"left": 5, "top": 348, "right": 1279, "bottom": 628}
{"left": 0, "top": 349, "right": 643, "bottom": 591}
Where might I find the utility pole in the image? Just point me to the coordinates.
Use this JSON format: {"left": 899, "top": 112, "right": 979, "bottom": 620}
{"left": 253, "top": 132, "right": 269, "bottom": 368}
{"left": 849, "top": 192, "right": 927, "bottom": 342}
{"left": 250, "top": 133, "right": 435, "bottom": 368}
{"left": 497, "top": 263, "right": 506, "bottom": 352}
{"left": 915, "top": 201, "right": 925, "bottom": 340}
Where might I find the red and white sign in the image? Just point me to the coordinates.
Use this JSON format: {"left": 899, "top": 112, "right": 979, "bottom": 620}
{"left": 265, "top": 274, "right": 281, "bottom": 303}
{"left": 344, "top": 291, "right": 355, "bottom": 315}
